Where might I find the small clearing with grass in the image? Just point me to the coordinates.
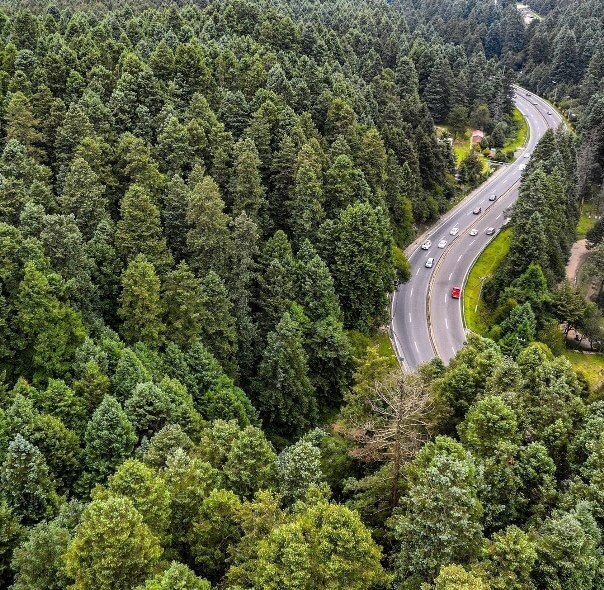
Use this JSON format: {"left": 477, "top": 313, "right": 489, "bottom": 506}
{"left": 464, "top": 228, "right": 512, "bottom": 334}
{"left": 348, "top": 329, "right": 398, "bottom": 368}
{"left": 563, "top": 350, "right": 604, "bottom": 392}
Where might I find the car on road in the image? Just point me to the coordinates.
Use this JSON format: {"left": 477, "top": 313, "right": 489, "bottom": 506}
{"left": 486, "top": 227, "right": 495, "bottom": 235}
{"left": 451, "top": 287, "right": 461, "bottom": 299}
{"left": 421, "top": 240, "right": 431, "bottom": 250}
{"left": 519, "top": 163, "right": 527, "bottom": 170}
{"left": 524, "top": 152, "right": 530, "bottom": 158}
{"left": 438, "top": 239, "right": 447, "bottom": 248}
{"left": 425, "top": 257, "right": 434, "bottom": 268}
{"left": 469, "top": 228, "right": 478, "bottom": 236}
{"left": 525, "top": 92, "right": 531, "bottom": 96}
{"left": 449, "top": 227, "right": 459, "bottom": 236}
{"left": 489, "top": 193, "right": 497, "bottom": 201}
{"left": 473, "top": 206, "right": 482, "bottom": 214}
{"left": 548, "top": 110, "right": 553, "bottom": 115}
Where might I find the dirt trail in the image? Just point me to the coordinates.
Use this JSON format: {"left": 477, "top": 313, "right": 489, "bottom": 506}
{"left": 566, "top": 239, "right": 589, "bottom": 285}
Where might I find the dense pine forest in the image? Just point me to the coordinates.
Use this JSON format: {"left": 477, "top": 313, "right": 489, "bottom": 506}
{"left": 0, "top": 1, "right": 603, "bottom": 589}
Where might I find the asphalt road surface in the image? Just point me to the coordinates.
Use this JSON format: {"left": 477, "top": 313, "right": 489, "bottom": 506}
{"left": 391, "top": 87, "right": 564, "bottom": 370}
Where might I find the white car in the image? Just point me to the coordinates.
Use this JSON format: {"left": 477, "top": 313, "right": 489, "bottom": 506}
{"left": 469, "top": 228, "right": 478, "bottom": 236}
{"left": 519, "top": 163, "right": 527, "bottom": 170}
{"left": 489, "top": 194, "right": 497, "bottom": 202}
{"left": 421, "top": 240, "right": 431, "bottom": 250}
{"left": 486, "top": 227, "right": 495, "bottom": 235}
{"left": 524, "top": 153, "right": 530, "bottom": 158}
{"left": 449, "top": 227, "right": 459, "bottom": 236}
{"left": 438, "top": 239, "right": 447, "bottom": 249}
{"left": 425, "top": 257, "right": 434, "bottom": 268}
{"left": 548, "top": 111, "right": 553, "bottom": 116}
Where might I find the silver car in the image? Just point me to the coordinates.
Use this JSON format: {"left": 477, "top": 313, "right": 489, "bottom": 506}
{"left": 425, "top": 257, "right": 434, "bottom": 268}
{"left": 421, "top": 240, "right": 431, "bottom": 250}
{"left": 438, "top": 239, "right": 447, "bottom": 248}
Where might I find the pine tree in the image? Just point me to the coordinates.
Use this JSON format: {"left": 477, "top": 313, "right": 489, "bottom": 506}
{"left": 136, "top": 562, "right": 210, "bottom": 590}
{"left": 199, "top": 271, "right": 238, "bottom": 376}
{"left": 64, "top": 495, "right": 162, "bottom": 590}
{"left": 1, "top": 435, "right": 60, "bottom": 525}
{"left": 287, "top": 143, "right": 325, "bottom": 244}
{"left": 329, "top": 203, "right": 394, "bottom": 332}
{"left": 4, "top": 91, "right": 43, "bottom": 158}
{"left": 161, "top": 262, "right": 203, "bottom": 350}
{"left": 227, "top": 212, "right": 260, "bottom": 380}
{"left": 80, "top": 396, "right": 137, "bottom": 492}
{"left": 253, "top": 308, "right": 317, "bottom": 438}
{"left": 104, "top": 459, "right": 171, "bottom": 540}
{"left": 15, "top": 263, "right": 86, "bottom": 383}
{"left": 186, "top": 175, "right": 231, "bottom": 277}
{"left": 116, "top": 184, "right": 173, "bottom": 274}
{"left": 229, "top": 138, "right": 267, "bottom": 223}
{"left": 161, "top": 174, "right": 189, "bottom": 261}
{"left": 60, "top": 157, "right": 108, "bottom": 240}
{"left": 155, "top": 116, "right": 192, "bottom": 177}
{"left": 358, "top": 128, "right": 388, "bottom": 197}
{"left": 392, "top": 438, "right": 484, "bottom": 584}
{"left": 118, "top": 255, "right": 165, "bottom": 348}
{"left": 424, "top": 54, "right": 453, "bottom": 123}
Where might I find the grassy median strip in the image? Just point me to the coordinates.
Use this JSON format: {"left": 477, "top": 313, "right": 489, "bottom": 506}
{"left": 463, "top": 228, "right": 512, "bottom": 334}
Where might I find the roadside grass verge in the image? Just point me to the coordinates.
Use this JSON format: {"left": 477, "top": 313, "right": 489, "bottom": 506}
{"left": 348, "top": 329, "right": 398, "bottom": 368}
{"left": 563, "top": 350, "right": 604, "bottom": 392}
{"left": 463, "top": 228, "right": 512, "bottom": 334}
{"left": 502, "top": 108, "right": 529, "bottom": 156}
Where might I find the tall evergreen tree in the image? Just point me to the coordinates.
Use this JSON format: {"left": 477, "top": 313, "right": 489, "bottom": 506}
{"left": 79, "top": 396, "right": 136, "bottom": 492}
{"left": 118, "top": 255, "right": 165, "bottom": 348}
{"left": 186, "top": 175, "right": 231, "bottom": 277}
{"left": 60, "top": 157, "right": 108, "bottom": 240}
{"left": 115, "top": 184, "right": 173, "bottom": 274}
{"left": 253, "top": 308, "right": 317, "bottom": 438}
{"left": 229, "top": 138, "right": 267, "bottom": 224}
{"left": 1, "top": 435, "right": 59, "bottom": 525}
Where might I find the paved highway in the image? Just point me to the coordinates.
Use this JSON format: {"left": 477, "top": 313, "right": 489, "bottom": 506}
{"left": 391, "top": 87, "right": 563, "bottom": 369}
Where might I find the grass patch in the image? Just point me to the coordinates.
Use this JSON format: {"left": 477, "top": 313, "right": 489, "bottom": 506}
{"left": 463, "top": 228, "right": 512, "bottom": 334}
{"left": 348, "top": 329, "right": 398, "bottom": 368}
{"left": 577, "top": 214, "right": 597, "bottom": 239}
{"left": 502, "top": 108, "right": 529, "bottom": 156}
{"left": 563, "top": 350, "right": 604, "bottom": 391}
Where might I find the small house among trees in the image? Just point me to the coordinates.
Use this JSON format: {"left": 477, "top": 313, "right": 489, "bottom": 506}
{"left": 471, "top": 130, "right": 485, "bottom": 145}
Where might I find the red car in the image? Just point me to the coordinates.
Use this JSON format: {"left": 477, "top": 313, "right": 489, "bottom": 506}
{"left": 451, "top": 287, "right": 461, "bottom": 299}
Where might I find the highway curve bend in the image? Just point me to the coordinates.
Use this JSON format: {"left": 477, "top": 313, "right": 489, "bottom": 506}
{"left": 391, "top": 87, "right": 563, "bottom": 370}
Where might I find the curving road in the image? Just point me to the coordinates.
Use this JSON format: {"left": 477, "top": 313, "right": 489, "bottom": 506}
{"left": 391, "top": 87, "right": 563, "bottom": 369}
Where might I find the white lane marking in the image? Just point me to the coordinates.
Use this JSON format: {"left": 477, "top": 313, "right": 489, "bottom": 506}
{"left": 470, "top": 240, "right": 476, "bottom": 246}
{"left": 457, "top": 254, "right": 463, "bottom": 262}
{"left": 414, "top": 341, "right": 419, "bottom": 352}
{"left": 495, "top": 214, "right": 501, "bottom": 220}
{"left": 409, "top": 312, "right": 412, "bottom": 323}
{"left": 445, "top": 318, "right": 449, "bottom": 329}
{"left": 480, "top": 199, "right": 485, "bottom": 204}
{"left": 452, "top": 345, "right": 456, "bottom": 355}
{"left": 410, "top": 288, "right": 413, "bottom": 297}
{"left": 444, "top": 294, "right": 448, "bottom": 303}
{"left": 449, "top": 273, "right": 452, "bottom": 281}
{"left": 416, "top": 268, "right": 420, "bottom": 275}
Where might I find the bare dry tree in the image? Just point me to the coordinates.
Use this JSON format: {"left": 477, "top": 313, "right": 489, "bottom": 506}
{"left": 342, "top": 368, "right": 433, "bottom": 506}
